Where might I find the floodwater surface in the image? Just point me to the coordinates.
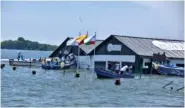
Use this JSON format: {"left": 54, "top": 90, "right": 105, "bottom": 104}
{"left": 1, "top": 64, "right": 184, "bottom": 107}
{"left": 1, "top": 49, "right": 184, "bottom": 107}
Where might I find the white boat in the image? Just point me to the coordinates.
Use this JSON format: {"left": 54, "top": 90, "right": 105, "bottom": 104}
{"left": 9, "top": 59, "right": 41, "bottom": 66}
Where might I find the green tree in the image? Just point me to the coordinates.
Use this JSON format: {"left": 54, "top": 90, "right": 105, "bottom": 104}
{"left": 1, "top": 37, "right": 58, "bottom": 51}
{"left": 17, "top": 37, "right": 25, "bottom": 42}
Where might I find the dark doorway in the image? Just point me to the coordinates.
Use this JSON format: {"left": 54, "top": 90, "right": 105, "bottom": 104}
{"left": 95, "top": 61, "right": 106, "bottom": 69}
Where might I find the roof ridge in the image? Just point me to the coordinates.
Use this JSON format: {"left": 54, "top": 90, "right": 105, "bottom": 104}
{"left": 111, "top": 34, "right": 184, "bottom": 42}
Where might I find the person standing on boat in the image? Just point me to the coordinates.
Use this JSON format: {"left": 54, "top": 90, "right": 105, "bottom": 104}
{"left": 108, "top": 62, "right": 112, "bottom": 71}
{"left": 17, "top": 52, "right": 24, "bottom": 61}
{"left": 115, "top": 63, "right": 120, "bottom": 74}
{"left": 58, "top": 51, "right": 63, "bottom": 60}
{"left": 17, "top": 52, "right": 21, "bottom": 61}
{"left": 20, "top": 54, "right": 24, "bottom": 61}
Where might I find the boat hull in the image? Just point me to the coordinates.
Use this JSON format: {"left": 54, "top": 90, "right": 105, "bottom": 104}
{"left": 94, "top": 68, "right": 134, "bottom": 79}
{"left": 41, "top": 64, "right": 71, "bottom": 70}
{"left": 158, "top": 66, "right": 184, "bottom": 77}
{"left": 9, "top": 60, "right": 41, "bottom": 66}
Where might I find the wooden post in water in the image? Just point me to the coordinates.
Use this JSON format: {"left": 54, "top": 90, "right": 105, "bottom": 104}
{"left": 162, "top": 81, "right": 173, "bottom": 89}
{"left": 150, "top": 58, "right": 153, "bottom": 79}
{"left": 30, "top": 58, "right": 31, "bottom": 68}
{"left": 176, "top": 87, "right": 184, "bottom": 92}
{"left": 139, "top": 57, "right": 142, "bottom": 79}
{"left": 139, "top": 68, "right": 141, "bottom": 79}
{"left": 75, "top": 32, "right": 81, "bottom": 78}
{"left": 93, "top": 32, "right": 96, "bottom": 73}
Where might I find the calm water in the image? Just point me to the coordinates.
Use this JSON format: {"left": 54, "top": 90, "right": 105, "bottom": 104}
{"left": 1, "top": 49, "right": 52, "bottom": 59}
{"left": 1, "top": 50, "right": 184, "bottom": 107}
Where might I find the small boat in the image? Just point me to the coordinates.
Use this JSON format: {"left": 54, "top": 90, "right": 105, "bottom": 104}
{"left": 9, "top": 59, "right": 41, "bottom": 66}
{"left": 42, "top": 53, "right": 77, "bottom": 70}
{"left": 94, "top": 68, "right": 135, "bottom": 79}
{"left": 41, "top": 59, "right": 76, "bottom": 70}
{"left": 157, "top": 65, "right": 184, "bottom": 77}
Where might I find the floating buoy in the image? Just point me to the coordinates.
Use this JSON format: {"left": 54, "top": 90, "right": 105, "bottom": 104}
{"left": 75, "top": 72, "right": 80, "bottom": 78}
{"left": 13, "top": 67, "right": 16, "bottom": 70}
{"left": 32, "top": 70, "right": 36, "bottom": 75}
{"left": 170, "top": 87, "right": 173, "bottom": 90}
{"left": 1, "top": 64, "right": 5, "bottom": 69}
{"left": 115, "top": 79, "right": 121, "bottom": 85}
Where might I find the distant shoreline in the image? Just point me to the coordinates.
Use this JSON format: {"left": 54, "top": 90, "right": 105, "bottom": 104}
{"left": 1, "top": 37, "right": 58, "bottom": 51}
{"left": 1, "top": 49, "right": 53, "bottom": 52}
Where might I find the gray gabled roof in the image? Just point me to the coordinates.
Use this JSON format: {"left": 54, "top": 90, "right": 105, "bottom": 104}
{"left": 79, "top": 40, "right": 103, "bottom": 54}
{"left": 49, "top": 37, "right": 73, "bottom": 57}
{"left": 113, "top": 35, "right": 184, "bottom": 59}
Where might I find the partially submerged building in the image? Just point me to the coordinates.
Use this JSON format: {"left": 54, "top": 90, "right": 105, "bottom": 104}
{"left": 50, "top": 35, "right": 184, "bottom": 73}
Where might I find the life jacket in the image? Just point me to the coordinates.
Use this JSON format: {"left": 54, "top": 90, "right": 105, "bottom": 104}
{"left": 60, "top": 62, "right": 65, "bottom": 68}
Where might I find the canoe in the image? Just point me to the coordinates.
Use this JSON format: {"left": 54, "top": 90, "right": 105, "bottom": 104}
{"left": 9, "top": 59, "right": 41, "bottom": 66}
{"left": 94, "top": 68, "right": 134, "bottom": 79}
{"left": 157, "top": 65, "right": 184, "bottom": 77}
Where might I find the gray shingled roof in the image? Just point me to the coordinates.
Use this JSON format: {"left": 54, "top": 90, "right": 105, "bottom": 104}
{"left": 114, "top": 35, "right": 184, "bottom": 59}
{"left": 79, "top": 40, "right": 103, "bottom": 54}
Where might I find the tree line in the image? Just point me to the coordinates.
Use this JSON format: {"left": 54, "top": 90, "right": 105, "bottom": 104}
{"left": 1, "top": 37, "right": 58, "bottom": 51}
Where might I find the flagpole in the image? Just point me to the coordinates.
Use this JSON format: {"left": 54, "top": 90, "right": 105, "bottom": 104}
{"left": 93, "top": 32, "right": 96, "bottom": 72}
{"left": 77, "top": 32, "right": 81, "bottom": 73}
{"left": 86, "top": 31, "right": 88, "bottom": 71}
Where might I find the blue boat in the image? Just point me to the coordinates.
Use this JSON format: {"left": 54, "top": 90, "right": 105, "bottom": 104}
{"left": 157, "top": 65, "right": 184, "bottom": 77}
{"left": 41, "top": 60, "right": 76, "bottom": 70}
{"left": 42, "top": 64, "right": 71, "bottom": 70}
{"left": 42, "top": 53, "right": 77, "bottom": 70}
{"left": 94, "top": 68, "right": 134, "bottom": 79}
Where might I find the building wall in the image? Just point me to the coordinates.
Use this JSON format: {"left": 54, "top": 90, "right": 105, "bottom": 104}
{"left": 77, "top": 56, "right": 91, "bottom": 69}
{"left": 77, "top": 55, "right": 184, "bottom": 70}
{"left": 95, "top": 36, "right": 136, "bottom": 55}
{"left": 87, "top": 36, "right": 137, "bottom": 70}
{"left": 78, "top": 55, "right": 135, "bottom": 69}
{"left": 169, "top": 59, "right": 184, "bottom": 67}
{"left": 92, "top": 55, "right": 135, "bottom": 69}
{"left": 142, "top": 58, "right": 184, "bottom": 66}
{"left": 140, "top": 57, "right": 184, "bottom": 74}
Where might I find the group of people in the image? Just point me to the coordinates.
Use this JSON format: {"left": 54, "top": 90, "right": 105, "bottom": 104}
{"left": 42, "top": 51, "right": 76, "bottom": 66}
{"left": 42, "top": 57, "right": 60, "bottom": 65}
{"left": 108, "top": 62, "right": 132, "bottom": 75}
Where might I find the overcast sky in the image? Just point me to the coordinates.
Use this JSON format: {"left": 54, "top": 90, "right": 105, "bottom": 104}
{"left": 1, "top": 1, "right": 184, "bottom": 45}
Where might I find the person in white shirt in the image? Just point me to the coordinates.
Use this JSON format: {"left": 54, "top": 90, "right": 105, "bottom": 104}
{"left": 120, "top": 65, "right": 128, "bottom": 74}
{"left": 115, "top": 63, "right": 120, "bottom": 74}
